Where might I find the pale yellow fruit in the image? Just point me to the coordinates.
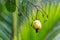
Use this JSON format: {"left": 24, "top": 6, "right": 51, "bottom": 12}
{"left": 32, "top": 20, "right": 42, "bottom": 30}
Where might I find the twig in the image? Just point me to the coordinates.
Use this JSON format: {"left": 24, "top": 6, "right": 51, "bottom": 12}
{"left": 28, "top": 0, "right": 48, "bottom": 18}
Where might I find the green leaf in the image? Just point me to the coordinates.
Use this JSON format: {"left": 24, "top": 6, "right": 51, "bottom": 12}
{"left": 5, "top": 0, "right": 16, "bottom": 13}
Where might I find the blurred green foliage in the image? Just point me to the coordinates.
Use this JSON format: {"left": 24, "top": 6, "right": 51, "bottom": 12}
{"left": 0, "top": 0, "right": 60, "bottom": 40}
